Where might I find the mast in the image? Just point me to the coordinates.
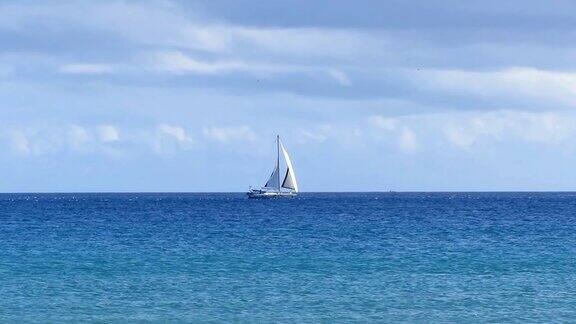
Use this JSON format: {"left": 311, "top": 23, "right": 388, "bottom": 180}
{"left": 277, "top": 135, "right": 280, "bottom": 193}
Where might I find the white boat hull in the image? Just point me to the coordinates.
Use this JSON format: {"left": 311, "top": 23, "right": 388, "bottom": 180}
{"left": 247, "top": 189, "right": 296, "bottom": 199}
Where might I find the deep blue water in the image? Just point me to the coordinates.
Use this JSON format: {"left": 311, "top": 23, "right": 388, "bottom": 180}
{"left": 1, "top": 192, "right": 576, "bottom": 322}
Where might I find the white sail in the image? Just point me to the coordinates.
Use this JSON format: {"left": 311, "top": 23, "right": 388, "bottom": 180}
{"left": 280, "top": 141, "right": 299, "bottom": 192}
{"left": 264, "top": 164, "right": 280, "bottom": 189}
{"left": 282, "top": 168, "right": 296, "bottom": 191}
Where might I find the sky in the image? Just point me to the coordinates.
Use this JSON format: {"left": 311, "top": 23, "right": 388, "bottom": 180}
{"left": 2, "top": 0, "right": 576, "bottom": 192}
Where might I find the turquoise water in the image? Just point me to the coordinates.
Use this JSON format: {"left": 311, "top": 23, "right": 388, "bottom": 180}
{"left": 1, "top": 192, "right": 576, "bottom": 322}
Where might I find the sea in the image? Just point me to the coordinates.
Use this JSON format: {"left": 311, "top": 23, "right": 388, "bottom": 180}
{"left": 1, "top": 192, "right": 575, "bottom": 322}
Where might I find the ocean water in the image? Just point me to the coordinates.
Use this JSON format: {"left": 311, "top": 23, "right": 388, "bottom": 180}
{"left": 1, "top": 192, "right": 576, "bottom": 323}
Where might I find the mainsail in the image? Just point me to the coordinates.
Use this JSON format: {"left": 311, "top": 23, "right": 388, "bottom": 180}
{"left": 280, "top": 141, "right": 299, "bottom": 192}
{"left": 264, "top": 164, "right": 280, "bottom": 189}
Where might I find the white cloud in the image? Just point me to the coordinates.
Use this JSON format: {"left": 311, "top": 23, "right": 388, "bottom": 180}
{"left": 300, "top": 130, "right": 325, "bottom": 143}
{"left": 0, "top": 2, "right": 379, "bottom": 82}
{"left": 0, "top": 2, "right": 224, "bottom": 52}
{"left": 370, "top": 110, "right": 576, "bottom": 151}
{"left": 369, "top": 116, "right": 399, "bottom": 131}
{"left": 299, "top": 127, "right": 330, "bottom": 144}
{"left": 97, "top": 125, "right": 120, "bottom": 142}
{"left": 59, "top": 64, "right": 114, "bottom": 74}
{"left": 327, "top": 69, "right": 352, "bottom": 86}
{"left": 3, "top": 124, "right": 128, "bottom": 156}
{"left": 203, "top": 126, "right": 256, "bottom": 143}
{"left": 152, "top": 124, "right": 194, "bottom": 155}
{"left": 153, "top": 51, "right": 247, "bottom": 74}
{"left": 369, "top": 115, "right": 418, "bottom": 153}
{"left": 442, "top": 111, "right": 574, "bottom": 148}
{"left": 9, "top": 130, "right": 30, "bottom": 155}
{"left": 420, "top": 67, "right": 576, "bottom": 107}
{"left": 68, "top": 125, "right": 91, "bottom": 150}
{"left": 399, "top": 128, "right": 418, "bottom": 153}
{"left": 0, "top": 2, "right": 378, "bottom": 59}
{"left": 0, "top": 2, "right": 396, "bottom": 95}
{"left": 5, "top": 0, "right": 576, "bottom": 112}
{"left": 444, "top": 127, "right": 477, "bottom": 148}
{"left": 234, "top": 27, "right": 381, "bottom": 60}
{"left": 158, "top": 124, "right": 192, "bottom": 143}
{"left": 152, "top": 50, "right": 355, "bottom": 89}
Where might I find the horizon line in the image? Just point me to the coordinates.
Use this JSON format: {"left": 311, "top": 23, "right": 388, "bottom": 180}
{"left": 1, "top": 190, "right": 576, "bottom": 194}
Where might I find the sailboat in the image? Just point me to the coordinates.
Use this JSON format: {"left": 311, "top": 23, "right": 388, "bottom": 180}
{"left": 247, "top": 135, "right": 299, "bottom": 198}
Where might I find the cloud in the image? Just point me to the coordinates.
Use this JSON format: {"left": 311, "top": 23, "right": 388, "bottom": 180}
{"left": 3, "top": 124, "right": 127, "bottom": 156}
{"left": 232, "top": 26, "right": 383, "bottom": 61}
{"left": 10, "top": 0, "right": 576, "bottom": 108}
{"left": 327, "top": 69, "right": 351, "bottom": 86}
{"left": 298, "top": 126, "right": 331, "bottom": 144}
{"left": 153, "top": 51, "right": 248, "bottom": 74}
{"left": 0, "top": 2, "right": 378, "bottom": 59}
{"left": 444, "top": 127, "right": 477, "bottom": 149}
{"left": 152, "top": 124, "right": 194, "bottom": 155}
{"left": 371, "top": 110, "right": 576, "bottom": 151}
{"left": 441, "top": 111, "right": 574, "bottom": 148}
{"left": 0, "top": 1, "right": 380, "bottom": 96}
{"left": 151, "top": 50, "right": 350, "bottom": 84}
{"left": 158, "top": 124, "right": 192, "bottom": 143}
{"left": 69, "top": 125, "right": 91, "bottom": 150}
{"left": 399, "top": 128, "right": 418, "bottom": 153}
{"left": 418, "top": 67, "right": 576, "bottom": 108}
{"left": 369, "top": 115, "right": 417, "bottom": 153}
{"left": 8, "top": 130, "right": 30, "bottom": 155}
{"left": 59, "top": 64, "right": 114, "bottom": 74}
{"left": 1, "top": 123, "right": 198, "bottom": 157}
{"left": 97, "top": 125, "right": 120, "bottom": 142}
{"left": 369, "top": 116, "right": 399, "bottom": 131}
{"left": 203, "top": 126, "right": 256, "bottom": 142}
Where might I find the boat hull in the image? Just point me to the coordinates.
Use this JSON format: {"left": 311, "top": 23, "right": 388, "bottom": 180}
{"left": 247, "top": 190, "right": 297, "bottom": 199}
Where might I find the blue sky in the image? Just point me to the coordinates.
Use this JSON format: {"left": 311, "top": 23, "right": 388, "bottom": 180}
{"left": 2, "top": 0, "right": 576, "bottom": 192}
